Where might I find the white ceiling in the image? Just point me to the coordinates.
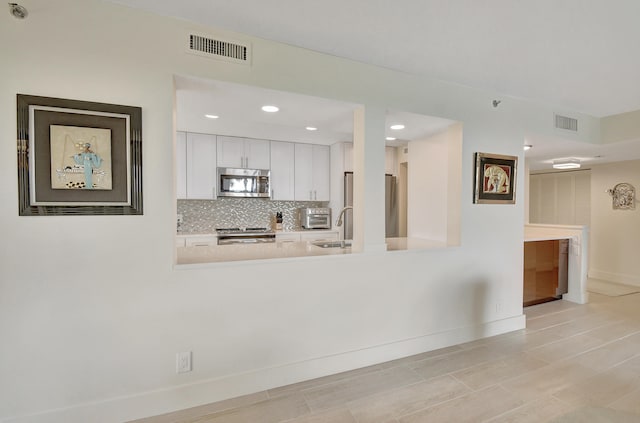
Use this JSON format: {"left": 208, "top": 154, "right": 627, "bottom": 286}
{"left": 113, "top": 0, "right": 640, "bottom": 170}
{"left": 175, "top": 76, "right": 456, "bottom": 147}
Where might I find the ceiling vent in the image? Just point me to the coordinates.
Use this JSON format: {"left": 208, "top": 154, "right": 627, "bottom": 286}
{"left": 187, "top": 33, "right": 251, "bottom": 65}
{"left": 554, "top": 114, "right": 578, "bottom": 132}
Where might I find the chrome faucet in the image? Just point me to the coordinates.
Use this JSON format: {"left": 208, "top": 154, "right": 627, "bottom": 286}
{"left": 335, "top": 206, "right": 353, "bottom": 226}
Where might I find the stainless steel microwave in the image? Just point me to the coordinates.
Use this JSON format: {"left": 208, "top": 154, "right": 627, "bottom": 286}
{"left": 217, "top": 167, "right": 270, "bottom": 198}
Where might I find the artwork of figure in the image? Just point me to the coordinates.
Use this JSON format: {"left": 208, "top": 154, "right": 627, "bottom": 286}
{"left": 483, "top": 164, "right": 510, "bottom": 194}
{"left": 50, "top": 125, "right": 112, "bottom": 190}
{"left": 73, "top": 141, "right": 102, "bottom": 189}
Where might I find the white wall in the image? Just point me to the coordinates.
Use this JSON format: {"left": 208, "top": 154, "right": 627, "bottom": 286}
{"left": 529, "top": 170, "right": 591, "bottom": 226}
{"left": 407, "top": 124, "right": 462, "bottom": 244}
{"left": 589, "top": 160, "right": 640, "bottom": 285}
{"left": 0, "top": 1, "right": 600, "bottom": 422}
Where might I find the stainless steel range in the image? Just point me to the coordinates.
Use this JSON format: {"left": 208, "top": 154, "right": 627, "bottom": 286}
{"left": 215, "top": 227, "right": 276, "bottom": 245}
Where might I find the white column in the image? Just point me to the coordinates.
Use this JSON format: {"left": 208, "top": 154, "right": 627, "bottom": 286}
{"left": 353, "top": 105, "right": 387, "bottom": 252}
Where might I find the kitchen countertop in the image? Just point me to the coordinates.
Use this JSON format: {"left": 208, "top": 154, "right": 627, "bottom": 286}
{"left": 524, "top": 224, "right": 584, "bottom": 242}
{"left": 176, "top": 236, "right": 449, "bottom": 265}
{"left": 177, "top": 240, "right": 351, "bottom": 264}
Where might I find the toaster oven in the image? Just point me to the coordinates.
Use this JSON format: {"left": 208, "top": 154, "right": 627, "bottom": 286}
{"left": 300, "top": 207, "right": 331, "bottom": 229}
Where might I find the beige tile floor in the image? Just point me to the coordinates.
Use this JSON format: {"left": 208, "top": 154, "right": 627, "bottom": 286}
{"left": 132, "top": 293, "right": 640, "bottom": 423}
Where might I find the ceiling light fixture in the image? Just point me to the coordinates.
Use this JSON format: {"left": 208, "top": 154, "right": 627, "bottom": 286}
{"left": 205, "top": 114, "right": 219, "bottom": 119}
{"left": 261, "top": 105, "right": 279, "bottom": 113}
{"left": 386, "top": 137, "right": 396, "bottom": 141}
{"left": 552, "top": 158, "right": 581, "bottom": 169}
{"left": 390, "top": 124, "right": 405, "bottom": 130}
{"left": 523, "top": 144, "right": 532, "bottom": 151}
{"left": 305, "top": 126, "right": 317, "bottom": 131}
{"left": 8, "top": 3, "right": 28, "bottom": 19}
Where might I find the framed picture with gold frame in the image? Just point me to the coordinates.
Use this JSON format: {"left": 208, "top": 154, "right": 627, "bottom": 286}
{"left": 473, "top": 152, "right": 517, "bottom": 204}
{"left": 17, "top": 94, "right": 142, "bottom": 215}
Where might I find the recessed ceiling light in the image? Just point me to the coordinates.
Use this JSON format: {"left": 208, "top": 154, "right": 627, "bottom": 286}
{"left": 261, "top": 105, "right": 279, "bottom": 113}
{"left": 523, "top": 144, "right": 532, "bottom": 151}
{"left": 552, "top": 158, "right": 581, "bottom": 169}
{"left": 305, "top": 126, "right": 317, "bottom": 131}
{"left": 205, "top": 114, "right": 219, "bottom": 119}
{"left": 390, "top": 124, "right": 405, "bottom": 130}
{"left": 386, "top": 137, "right": 396, "bottom": 141}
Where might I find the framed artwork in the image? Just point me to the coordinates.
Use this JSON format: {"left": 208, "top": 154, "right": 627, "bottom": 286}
{"left": 473, "top": 152, "right": 517, "bottom": 204}
{"left": 16, "top": 94, "right": 142, "bottom": 215}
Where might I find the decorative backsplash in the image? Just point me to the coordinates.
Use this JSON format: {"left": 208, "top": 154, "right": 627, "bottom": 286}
{"left": 177, "top": 198, "right": 328, "bottom": 233}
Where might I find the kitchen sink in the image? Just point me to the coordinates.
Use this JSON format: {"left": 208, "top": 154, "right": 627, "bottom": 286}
{"left": 311, "top": 240, "right": 352, "bottom": 249}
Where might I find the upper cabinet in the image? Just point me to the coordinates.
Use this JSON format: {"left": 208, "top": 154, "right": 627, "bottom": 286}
{"left": 176, "top": 132, "right": 187, "bottom": 199}
{"left": 295, "top": 143, "right": 330, "bottom": 201}
{"left": 177, "top": 132, "right": 330, "bottom": 202}
{"left": 177, "top": 132, "right": 217, "bottom": 199}
{"left": 270, "top": 141, "right": 296, "bottom": 201}
{"left": 217, "top": 135, "right": 270, "bottom": 169}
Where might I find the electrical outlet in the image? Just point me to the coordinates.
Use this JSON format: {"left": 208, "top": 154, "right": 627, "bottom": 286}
{"left": 176, "top": 351, "right": 192, "bottom": 373}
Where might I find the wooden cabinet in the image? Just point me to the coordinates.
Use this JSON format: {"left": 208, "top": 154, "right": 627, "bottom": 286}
{"left": 523, "top": 239, "right": 568, "bottom": 307}
{"left": 295, "top": 143, "right": 330, "bottom": 201}
{"left": 176, "top": 132, "right": 217, "bottom": 199}
{"left": 217, "top": 135, "right": 270, "bottom": 169}
{"left": 270, "top": 141, "right": 295, "bottom": 200}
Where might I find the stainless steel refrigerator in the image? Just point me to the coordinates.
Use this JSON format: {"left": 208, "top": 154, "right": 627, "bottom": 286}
{"left": 343, "top": 172, "right": 398, "bottom": 240}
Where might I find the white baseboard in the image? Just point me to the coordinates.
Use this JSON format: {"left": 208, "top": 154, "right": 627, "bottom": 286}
{"left": 3, "top": 314, "right": 526, "bottom": 423}
{"left": 589, "top": 269, "right": 640, "bottom": 287}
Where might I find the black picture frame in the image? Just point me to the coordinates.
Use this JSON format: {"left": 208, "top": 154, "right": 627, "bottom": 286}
{"left": 473, "top": 152, "right": 518, "bottom": 204}
{"left": 17, "top": 94, "right": 142, "bottom": 215}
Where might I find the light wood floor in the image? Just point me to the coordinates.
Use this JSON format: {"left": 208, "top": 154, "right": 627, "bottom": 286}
{"left": 132, "top": 292, "right": 640, "bottom": 423}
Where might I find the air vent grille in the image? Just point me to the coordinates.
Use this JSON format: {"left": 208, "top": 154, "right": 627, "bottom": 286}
{"left": 555, "top": 114, "right": 578, "bottom": 132}
{"left": 188, "top": 34, "right": 251, "bottom": 65}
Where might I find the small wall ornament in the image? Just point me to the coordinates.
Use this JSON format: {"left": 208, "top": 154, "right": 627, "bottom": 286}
{"left": 607, "top": 183, "right": 636, "bottom": 210}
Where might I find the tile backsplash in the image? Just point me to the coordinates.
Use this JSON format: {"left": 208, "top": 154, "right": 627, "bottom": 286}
{"left": 177, "top": 198, "right": 328, "bottom": 233}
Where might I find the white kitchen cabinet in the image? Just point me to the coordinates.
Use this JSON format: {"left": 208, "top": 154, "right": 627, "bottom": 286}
{"left": 299, "top": 231, "right": 339, "bottom": 242}
{"left": 217, "top": 135, "right": 270, "bottom": 169}
{"left": 295, "top": 143, "right": 330, "bottom": 201}
{"left": 187, "top": 133, "right": 217, "bottom": 199}
{"left": 184, "top": 235, "right": 218, "bottom": 247}
{"left": 270, "top": 141, "right": 295, "bottom": 200}
{"left": 176, "top": 132, "right": 217, "bottom": 199}
{"left": 275, "top": 232, "right": 300, "bottom": 243}
{"left": 176, "top": 131, "right": 187, "bottom": 199}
